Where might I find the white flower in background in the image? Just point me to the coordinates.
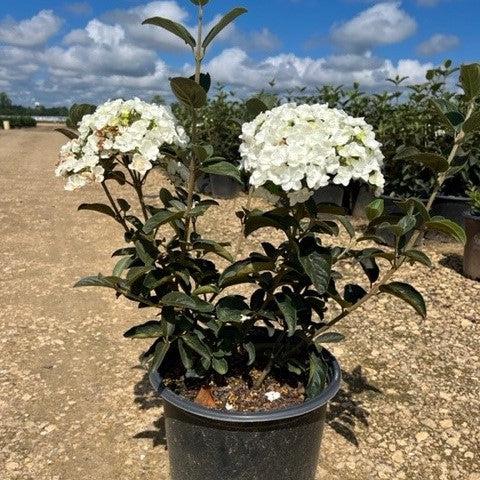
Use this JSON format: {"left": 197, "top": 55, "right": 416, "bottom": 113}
{"left": 56, "top": 98, "right": 188, "bottom": 190}
{"left": 240, "top": 103, "right": 385, "bottom": 205}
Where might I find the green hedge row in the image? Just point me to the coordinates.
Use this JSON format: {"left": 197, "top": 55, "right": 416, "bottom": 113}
{"left": 0, "top": 116, "right": 37, "bottom": 129}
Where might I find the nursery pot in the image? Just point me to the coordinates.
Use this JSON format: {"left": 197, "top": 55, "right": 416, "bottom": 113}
{"left": 150, "top": 350, "right": 341, "bottom": 480}
{"left": 210, "top": 174, "right": 242, "bottom": 199}
{"left": 312, "top": 185, "right": 344, "bottom": 207}
{"left": 431, "top": 195, "right": 470, "bottom": 227}
{"left": 463, "top": 213, "right": 480, "bottom": 280}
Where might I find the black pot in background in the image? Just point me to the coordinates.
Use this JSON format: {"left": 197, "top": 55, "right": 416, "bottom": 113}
{"left": 210, "top": 174, "right": 242, "bottom": 199}
{"left": 352, "top": 185, "right": 375, "bottom": 218}
{"left": 196, "top": 174, "right": 212, "bottom": 195}
{"left": 150, "top": 350, "right": 341, "bottom": 480}
{"left": 431, "top": 196, "right": 470, "bottom": 227}
{"left": 313, "top": 185, "right": 344, "bottom": 207}
{"left": 464, "top": 213, "right": 480, "bottom": 280}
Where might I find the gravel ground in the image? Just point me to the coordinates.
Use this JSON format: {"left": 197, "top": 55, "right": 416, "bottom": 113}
{"left": 1, "top": 125, "right": 479, "bottom": 480}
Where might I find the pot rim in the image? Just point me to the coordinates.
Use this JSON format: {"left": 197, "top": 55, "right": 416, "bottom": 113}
{"left": 380, "top": 194, "right": 470, "bottom": 203}
{"left": 464, "top": 211, "right": 480, "bottom": 220}
{"left": 149, "top": 348, "right": 341, "bottom": 424}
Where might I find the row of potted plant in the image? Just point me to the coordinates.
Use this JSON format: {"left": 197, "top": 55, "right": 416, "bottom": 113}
{"left": 54, "top": 1, "right": 480, "bottom": 478}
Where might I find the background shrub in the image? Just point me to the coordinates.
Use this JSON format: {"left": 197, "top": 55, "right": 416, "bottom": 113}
{"left": 66, "top": 103, "right": 97, "bottom": 129}
{"left": 0, "top": 115, "right": 37, "bottom": 128}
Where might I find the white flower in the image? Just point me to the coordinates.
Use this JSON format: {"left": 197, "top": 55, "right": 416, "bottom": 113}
{"left": 265, "top": 391, "right": 281, "bottom": 402}
{"left": 240, "top": 103, "right": 385, "bottom": 203}
{"left": 130, "top": 153, "right": 153, "bottom": 177}
{"left": 56, "top": 98, "right": 189, "bottom": 190}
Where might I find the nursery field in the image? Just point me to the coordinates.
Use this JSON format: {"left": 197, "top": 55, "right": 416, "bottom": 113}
{"left": 1, "top": 124, "right": 480, "bottom": 480}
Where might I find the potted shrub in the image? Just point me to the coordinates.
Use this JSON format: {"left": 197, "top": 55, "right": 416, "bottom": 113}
{"left": 55, "top": 3, "right": 476, "bottom": 479}
{"left": 464, "top": 187, "right": 480, "bottom": 280}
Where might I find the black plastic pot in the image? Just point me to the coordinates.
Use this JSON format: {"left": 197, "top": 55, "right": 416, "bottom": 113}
{"left": 210, "top": 174, "right": 242, "bottom": 199}
{"left": 150, "top": 350, "right": 341, "bottom": 480}
{"left": 312, "top": 185, "right": 344, "bottom": 206}
{"left": 352, "top": 185, "right": 375, "bottom": 218}
{"left": 431, "top": 195, "right": 470, "bottom": 227}
{"left": 464, "top": 213, "right": 480, "bottom": 280}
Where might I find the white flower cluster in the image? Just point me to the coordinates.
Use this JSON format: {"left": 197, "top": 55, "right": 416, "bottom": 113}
{"left": 55, "top": 98, "right": 188, "bottom": 191}
{"left": 240, "top": 103, "right": 385, "bottom": 205}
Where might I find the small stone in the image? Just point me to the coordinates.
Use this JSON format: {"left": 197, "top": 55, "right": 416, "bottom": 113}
{"left": 265, "top": 391, "right": 281, "bottom": 402}
{"left": 6, "top": 461, "right": 19, "bottom": 471}
{"left": 440, "top": 419, "right": 453, "bottom": 429}
{"left": 416, "top": 431, "right": 429, "bottom": 442}
{"left": 392, "top": 451, "right": 404, "bottom": 464}
{"left": 446, "top": 434, "right": 461, "bottom": 447}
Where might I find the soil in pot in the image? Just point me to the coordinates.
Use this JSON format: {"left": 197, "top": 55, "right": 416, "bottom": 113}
{"left": 164, "top": 366, "right": 306, "bottom": 412}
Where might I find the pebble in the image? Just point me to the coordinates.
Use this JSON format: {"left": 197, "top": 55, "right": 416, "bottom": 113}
{"left": 416, "top": 431, "right": 430, "bottom": 443}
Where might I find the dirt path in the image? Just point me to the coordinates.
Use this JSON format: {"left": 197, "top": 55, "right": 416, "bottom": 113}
{"left": 1, "top": 125, "right": 479, "bottom": 480}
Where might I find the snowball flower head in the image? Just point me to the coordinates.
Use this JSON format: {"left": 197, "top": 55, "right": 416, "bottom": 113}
{"left": 240, "top": 103, "right": 385, "bottom": 204}
{"left": 55, "top": 98, "right": 188, "bottom": 190}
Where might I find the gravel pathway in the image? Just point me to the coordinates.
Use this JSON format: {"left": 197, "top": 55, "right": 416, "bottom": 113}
{"left": 1, "top": 125, "right": 479, "bottom": 480}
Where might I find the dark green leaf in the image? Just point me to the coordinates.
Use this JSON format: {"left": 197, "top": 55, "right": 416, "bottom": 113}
{"left": 299, "top": 249, "right": 332, "bottom": 295}
{"left": 200, "top": 160, "right": 242, "bottom": 183}
{"left": 275, "top": 292, "right": 298, "bottom": 336}
{"left": 425, "top": 217, "right": 466, "bottom": 244}
{"left": 192, "top": 239, "right": 234, "bottom": 262}
{"left": 189, "top": 72, "right": 211, "bottom": 93}
{"left": 192, "top": 285, "right": 219, "bottom": 295}
{"left": 366, "top": 199, "right": 384, "bottom": 221}
{"left": 463, "top": 110, "right": 480, "bottom": 134}
{"left": 149, "top": 341, "right": 170, "bottom": 373}
{"left": 219, "top": 258, "right": 275, "bottom": 287}
{"left": 306, "top": 352, "right": 327, "bottom": 398}
{"left": 404, "top": 250, "right": 432, "bottom": 267}
{"left": 162, "top": 292, "right": 214, "bottom": 313}
{"left": 379, "top": 282, "right": 427, "bottom": 318}
{"left": 245, "top": 97, "right": 269, "bottom": 117}
{"left": 407, "top": 153, "right": 449, "bottom": 173}
{"left": 202, "top": 7, "right": 248, "bottom": 49}
{"left": 143, "top": 210, "right": 185, "bottom": 234}
{"left": 244, "top": 210, "right": 297, "bottom": 237}
{"left": 344, "top": 284, "right": 367, "bottom": 304}
{"left": 216, "top": 296, "right": 250, "bottom": 323}
{"left": 74, "top": 275, "right": 120, "bottom": 289}
{"left": 315, "top": 332, "right": 345, "bottom": 344}
{"left": 124, "top": 320, "right": 162, "bottom": 339}
{"left": 170, "top": 77, "right": 207, "bottom": 108}
{"left": 460, "top": 63, "right": 480, "bottom": 100}
{"left": 243, "top": 342, "right": 255, "bottom": 365}
{"left": 183, "top": 333, "right": 211, "bottom": 359}
{"left": 212, "top": 357, "right": 228, "bottom": 374}
{"left": 78, "top": 203, "right": 116, "bottom": 219}
{"left": 178, "top": 339, "right": 193, "bottom": 369}
{"left": 334, "top": 215, "right": 355, "bottom": 238}
{"left": 113, "top": 256, "right": 133, "bottom": 277}
{"left": 142, "top": 17, "right": 196, "bottom": 49}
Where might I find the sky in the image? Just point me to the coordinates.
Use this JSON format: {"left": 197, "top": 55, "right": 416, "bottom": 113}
{"left": 0, "top": 0, "right": 476, "bottom": 106}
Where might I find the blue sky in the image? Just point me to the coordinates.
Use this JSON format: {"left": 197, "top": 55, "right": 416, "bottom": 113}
{"left": 0, "top": 0, "right": 476, "bottom": 105}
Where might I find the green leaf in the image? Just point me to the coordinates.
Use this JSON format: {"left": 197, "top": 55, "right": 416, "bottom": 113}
{"left": 178, "top": 339, "right": 193, "bottom": 369}
{"left": 188, "top": 72, "right": 211, "bottom": 93}
{"left": 460, "top": 63, "right": 480, "bottom": 100}
{"left": 142, "top": 17, "right": 196, "bottom": 49}
{"left": 170, "top": 77, "right": 207, "bottom": 108}
{"left": 143, "top": 210, "right": 185, "bottom": 234}
{"left": 463, "top": 110, "right": 480, "bottom": 134}
{"left": 212, "top": 357, "right": 228, "bottom": 375}
{"left": 219, "top": 258, "right": 275, "bottom": 287}
{"left": 244, "top": 210, "right": 297, "bottom": 237}
{"left": 149, "top": 341, "right": 170, "bottom": 374}
{"left": 200, "top": 160, "right": 242, "bottom": 183}
{"left": 398, "top": 214, "right": 417, "bottom": 235}
{"left": 55, "top": 128, "right": 78, "bottom": 139}
{"left": 379, "top": 282, "right": 427, "bottom": 318}
{"left": 216, "top": 295, "right": 250, "bottom": 323}
{"left": 334, "top": 215, "right": 355, "bottom": 238}
{"left": 78, "top": 203, "right": 116, "bottom": 219}
{"left": 299, "top": 249, "right": 332, "bottom": 295}
{"left": 202, "top": 7, "right": 248, "bottom": 49}
{"left": 245, "top": 97, "right": 269, "bottom": 117}
{"left": 192, "top": 239, "right": 234, "bottom": 262}
{"left": 192, "top": 284, "right": 219, "bottom": 295}
{"left": 183, "top": 333, "right": 211, "bottom": 359}
{"left": 74, "top": 275, "right": 120, "bottom": 289}
{"left": 344, "top": 284, "right": 367, "bottom": 304}
{"left": 124, "top": 320, "right": 163, "bottom": 339}
{"left": 366, "top": 199, "right": 384, "bottom": 221}
{"left": 275, "top": 292, "right": 298, "bottom": 336}
{"left": 404, "top": 250, "right": 432, "bottom": 268}
{"left": 315, "top": 332, "right": 345, "bottom": 344}
{"left": 407, "top": 153, "right": 449, "bottom": 173}
{"left": 425, "top": 217, "right": 466, "bottom": 244}
{"left": 306, "top": 352, "right": 327, "bottom": 399}
{"left": 113, "top": 256, "right": 133, "bottom": 277}
{"left": 243, "top": 342, "right": 255, "bottom": 366}
{"left": 117, "top": 199, "right": 131, "bottom": 212}
{"left": 162, "top": 292, "right": 214, "bottom": 313}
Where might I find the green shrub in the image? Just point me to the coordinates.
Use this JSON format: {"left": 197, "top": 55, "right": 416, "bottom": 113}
{"left": 0, "top": 115, "right": 37, "bottom": 128}
{"left": 66, "top": 103, "right": 97, "bottom": 129}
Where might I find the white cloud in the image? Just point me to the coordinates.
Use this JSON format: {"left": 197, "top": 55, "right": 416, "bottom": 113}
{"left": 331, "top": 2, "right": 416, "bottom": 53}
{"left": 0, "top": 10, "right": 62, "bottom": 48}
{"left": 86, "top": 20, "right": 125, "bottom": 47}
{"left": 201, "top": 48, "right": 432, "bottom": 92}
{"left": 416, "top": 34, "right": 459, "bottom": 56}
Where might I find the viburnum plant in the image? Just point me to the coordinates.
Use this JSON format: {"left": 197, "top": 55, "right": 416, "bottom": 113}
{"left": 56, "top": 1, "right": 473, "bottom": 403}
